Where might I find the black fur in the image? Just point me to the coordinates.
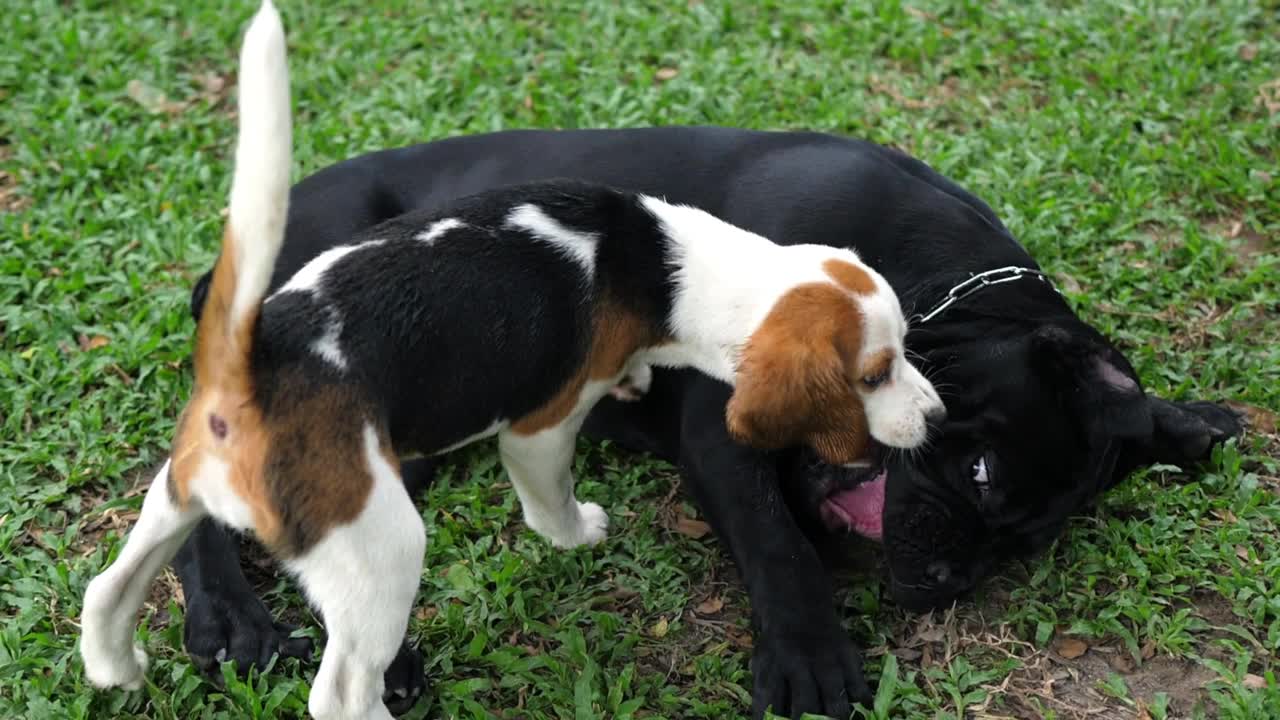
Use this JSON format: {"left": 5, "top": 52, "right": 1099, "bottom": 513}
{"left": 177, "top": 126, "right": 1242, "bottom": 719}
{"left": 248, "top": 180, "right": 681, "bottom": 553}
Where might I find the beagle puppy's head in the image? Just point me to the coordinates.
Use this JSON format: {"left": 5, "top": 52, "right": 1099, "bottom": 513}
{"left": 726, "top": 257, "right": 943, "bottom": 465}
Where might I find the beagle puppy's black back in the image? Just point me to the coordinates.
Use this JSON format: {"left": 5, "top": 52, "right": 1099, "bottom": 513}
{"left": 254, "top": 182, "right": 674, "bottom": 454}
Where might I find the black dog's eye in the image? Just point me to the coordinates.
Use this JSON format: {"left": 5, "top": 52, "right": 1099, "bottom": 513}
{"left": 861, "top": 369, "right": 890, "bottom": 388}
{"left": 970, "top": 455, "right": 990, "bottom": 497}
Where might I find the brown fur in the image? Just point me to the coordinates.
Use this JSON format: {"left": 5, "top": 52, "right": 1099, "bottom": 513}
{"left": 260, "top": 379, "right": 377, "bottom": 556}
{"left": 168, "top": 229, "right": 287, "bottom": 546}
{"left": 823, "top": 258, "right": 877, "bottom": 295}
{"left": 511, "top": 298, "right": 668, "bottom": 436}
{"left": 725, "top": 282, "right": 872, "bottom": 465}
{"left": 167, "top": 225, "right": 391, "bottom": 556}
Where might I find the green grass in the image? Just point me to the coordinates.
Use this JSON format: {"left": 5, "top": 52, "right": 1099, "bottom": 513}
{"left": 2, "top": 0, "right": 1278, "bottom": 718}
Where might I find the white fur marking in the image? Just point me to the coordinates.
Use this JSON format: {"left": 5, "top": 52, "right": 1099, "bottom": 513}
{"left": 609, "top": 362, "right": 653, "bottom": 402}
{"left": 310, "top": 308, "right": 347, "bottom": 371}
{"left": 288, "top": 425, "right": 424, "bottom": 720}
{"left": 505, "top": 204, "right": 598, "bottom": 276}
{"left": 186, "top": 455, "right": 256, "bottom": 531}
{"left": 271, "top": 240, "right": 383, "bottom": 299}
{"left": 434, "top": 418, "right": 507, "bottom": 455}
{"left": 640, "top": 194, "right": 818, "bottom": 382}
{"left": 415, "top": 217, "right": 465, "bottom": 245}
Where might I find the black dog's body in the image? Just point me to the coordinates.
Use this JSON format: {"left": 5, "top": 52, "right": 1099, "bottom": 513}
{"left": 180, "top": 126, "right": 1239, "bottom": 719}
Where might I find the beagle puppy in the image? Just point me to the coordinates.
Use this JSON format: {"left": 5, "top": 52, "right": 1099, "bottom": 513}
{"left": 78, "top": 3, "right": 943, "bottom": 719}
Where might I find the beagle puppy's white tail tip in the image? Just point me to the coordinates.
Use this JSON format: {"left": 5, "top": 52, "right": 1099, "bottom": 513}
{"left": 227, "top": 0, "right": 291, "bottom": 330}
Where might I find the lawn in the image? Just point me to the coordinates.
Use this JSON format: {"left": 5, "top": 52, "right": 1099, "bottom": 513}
{"left": 2, "top": 0, "right": 1278, "bottom": 718}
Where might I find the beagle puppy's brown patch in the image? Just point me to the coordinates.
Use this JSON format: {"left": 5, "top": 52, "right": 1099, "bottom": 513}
{"left": 727, "top": 282, "right": 871, "bottom": 461}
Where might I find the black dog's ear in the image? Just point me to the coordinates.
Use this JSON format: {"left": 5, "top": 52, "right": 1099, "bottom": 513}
{"left": 1032, "top": 324, "right": 1153, "bottom": 443}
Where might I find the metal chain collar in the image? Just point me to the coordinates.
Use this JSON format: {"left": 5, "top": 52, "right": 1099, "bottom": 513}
{"left": 909, "top": 265, "right": 1060, "bottom": 325}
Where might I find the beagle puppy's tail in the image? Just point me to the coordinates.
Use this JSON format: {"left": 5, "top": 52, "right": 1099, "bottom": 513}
{"left": 195, "top": 0, "right": 290, "bottom": 388}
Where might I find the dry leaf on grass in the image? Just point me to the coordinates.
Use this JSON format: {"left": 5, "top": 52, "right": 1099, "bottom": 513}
{"left": 654, "top": 67, "right": 678, "bottom": 82}
{"left": 694, "top": 597, "right": 724, "bottom": 615}
{"left": 1054, "top": 637, "right": 1089, "bottom": 659}
{"left": 1108, "top": 651, "right": 1136, "bottom": 674}
{"left": 78, "top": 334, "right": 110, "bottom": 351}
{"left": 1225, "top": 401, "right": 1278, "bottom": 433}
{"left": 726, "top": 627, "right": 753, "bottom": 649}
{"left": 673, "top": 515, "right": 711, "bottom": 539}
{"left": 650, "top": 616, "right": 669, "bottom": 638}
{"left": 199, "top": 72, "right": 227, "bottom": 96}
{"left": 1057, "top": 272, "right": 1084, "bottom": 294}
{"left": 1256, "top": 79, "right": 1280, "bottom": 115}
{"left": 126, "top": 79, "right": 185, "bottom": 115}
{"left": 1243, "top": 673, "right": 1267, "bottom": 690}
{"left": 127, "top": 73, "right": 233, "bottom": 117}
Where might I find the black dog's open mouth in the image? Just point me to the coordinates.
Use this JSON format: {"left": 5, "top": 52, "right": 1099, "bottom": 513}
{"left": 820, "top": 467, "right": 886, "bottom": 540}
{"left": 803, "top": 448, "right": 887, "bottom": 541}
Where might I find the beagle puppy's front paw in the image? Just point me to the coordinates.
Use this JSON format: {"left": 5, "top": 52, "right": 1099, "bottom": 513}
{"left": 82, "top": 640, "right": 149, "bottom": 691}
{"left": 573, "top": 501, "right": 610, "bottom": 547}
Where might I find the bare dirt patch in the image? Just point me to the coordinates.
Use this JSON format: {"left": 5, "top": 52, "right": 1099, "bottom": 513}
{"left": 1001, "top": 651, "right": 1219, "bottom": 720}
{"left": 1204, "top": 216, "right": 1274, "bottom": 268}
{"left": 72, "top": 459, "right": 167, "bottom": 556}
{"left": 68, "top": 459, "right": 186, "bottom": 629}
{"left": 839, "top": 571, "right": 1235, "bottom": 719}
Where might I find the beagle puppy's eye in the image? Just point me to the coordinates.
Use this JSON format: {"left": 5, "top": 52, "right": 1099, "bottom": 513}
{"left": 861, "top": 369, "right": 890, "bottom": 388}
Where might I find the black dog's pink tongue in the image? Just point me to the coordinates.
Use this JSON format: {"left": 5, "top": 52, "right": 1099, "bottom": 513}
{"left": 821, "top": 469, "right": 886, "bottom": 540}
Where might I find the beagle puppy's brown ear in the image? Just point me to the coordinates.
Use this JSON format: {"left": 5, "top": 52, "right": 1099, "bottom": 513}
{"left": 725, "top": 284, "right": 872, "bottom": 464}
{"left": 726, "top": 329, "right": 840, "bottom": 450}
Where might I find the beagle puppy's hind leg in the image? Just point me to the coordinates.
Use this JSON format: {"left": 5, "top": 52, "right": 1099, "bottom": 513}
{"left": 286, "top": 425, "right": 425, "bottom": 720}
{"left": 81, "top": 461, "right": 207, "bottom": 690}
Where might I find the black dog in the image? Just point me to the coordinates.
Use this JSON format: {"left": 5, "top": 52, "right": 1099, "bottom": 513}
{"left": 180, "top": 126, "right": 1241, "bottom": 719}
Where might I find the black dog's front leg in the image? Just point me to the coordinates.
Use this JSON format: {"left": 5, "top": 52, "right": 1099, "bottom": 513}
{"left": 677, "top": 378, "right": 872, "bottom": 720}
{"left": 172, "top": 519, "right": 314, "bottom": 680}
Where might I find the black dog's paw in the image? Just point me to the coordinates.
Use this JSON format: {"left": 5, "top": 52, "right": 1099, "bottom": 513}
{"left": 1150, "top": 398, "right": 1246, "bottom": 463}
{"left": 382, "top": 642, "right": 428, "bottom": 715}
{"left": 183, "top": 586, "right": 313, "bottom": 683}
{"left": 750, "top": 627, "right": 872, "bottom": 719}
{"left": 1176, "top": 400, "right": 1245, "bottom": 438}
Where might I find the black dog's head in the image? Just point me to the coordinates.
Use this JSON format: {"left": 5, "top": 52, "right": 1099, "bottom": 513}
{"left": 803, "top": 295, "right": 1242, "bottom": 610}
{"left": 783, "top": 144, "right": 1245, "bottom": 611}
{"left": 880, "top": 316, "right": 1154, "bottom": 609}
